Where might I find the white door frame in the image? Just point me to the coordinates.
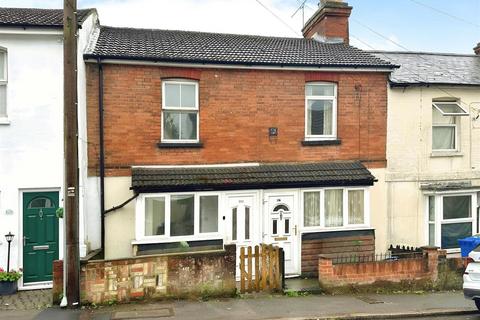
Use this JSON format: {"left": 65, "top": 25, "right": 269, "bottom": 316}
{"left": 262, "top": 189, "right": 301, "bottom": 275}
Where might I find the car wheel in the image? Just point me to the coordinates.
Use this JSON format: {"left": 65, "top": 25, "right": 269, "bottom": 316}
{"left": 475, "top": 299, "right": 480, "bottom": 310}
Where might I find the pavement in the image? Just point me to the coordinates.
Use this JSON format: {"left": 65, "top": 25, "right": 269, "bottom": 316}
{"left": 24, "top": 291, "right": 480, "bottom": 320}
{"left": 1, "top": 289, "right": 479, "bottom": 320}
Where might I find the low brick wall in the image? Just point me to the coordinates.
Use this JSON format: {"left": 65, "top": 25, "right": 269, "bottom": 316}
{"left": 53, "top": 244, "right": 236, "bottom": 304}
{"left": 318, "top": 247, "right": 439, "bottom": 287}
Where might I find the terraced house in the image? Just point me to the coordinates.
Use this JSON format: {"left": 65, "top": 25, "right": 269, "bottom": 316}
{"left": 82, "top": 0, "right": 395, "bottom": 277}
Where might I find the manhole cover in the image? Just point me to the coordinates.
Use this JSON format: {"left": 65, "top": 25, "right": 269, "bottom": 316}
{"left": 357, "top": 296, "right": 384, "bottom": 304}
{"left": 113, "top": 307, "right": 174, "bottom": 319}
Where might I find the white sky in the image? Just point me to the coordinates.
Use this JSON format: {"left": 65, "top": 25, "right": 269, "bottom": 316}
{"left": 0, "top": 0, "right": 404, "bottom": 50}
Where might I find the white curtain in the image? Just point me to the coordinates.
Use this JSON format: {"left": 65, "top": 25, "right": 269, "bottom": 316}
{"left": 432, "top": 108, "right": 455, "bottom": 150}
{"left": 348, "top": 190, "right": 364, "bottom": 224}
{"left": 325, "top": 189, "right": 343, "bottom": 227}
{"left": 304, "top": 192, "right": 320, "bottom": 227}
{"left": 323, "top": 100, "right": 333, "bottom": 135}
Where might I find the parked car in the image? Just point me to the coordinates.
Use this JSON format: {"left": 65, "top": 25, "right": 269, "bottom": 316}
{"left": 463, "top": 245, "right": 480, "bottom": 309}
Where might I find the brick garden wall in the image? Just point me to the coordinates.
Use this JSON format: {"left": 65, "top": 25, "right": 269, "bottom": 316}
{"left": 53, "top": 245, "right": 236, "bottom": 304}
{"left": 318, "top": 247, "right": 439, "bottom": 287}
{"left": 86, "top": 64, "right": 389, "bottom": 176}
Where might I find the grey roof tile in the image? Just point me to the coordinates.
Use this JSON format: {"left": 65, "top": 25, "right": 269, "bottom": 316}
{"left": 131, "top": 161, "right": 375, "bottom": 192}
{"left": 85, "top": 26, "right": 395, "bottom": 68}
{"left": 371, "top": 51, "right": 480, "bottom": 86}
{"left": 0, "top": 7, "right": 95, "bottom": 28}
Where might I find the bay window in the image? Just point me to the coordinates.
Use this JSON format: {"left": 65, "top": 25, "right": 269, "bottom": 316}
{"left": 162, "top": 80, "right": 199, "bottom": 142}
{"left": 139, "top": 193, "right": 219, "bottom": 240}
{"left": 427, "top": 193, "right": 476, "bottom": 250}
{"left": 305, "top": 83, "right": 337, "bottom": 140}
{"left": 303, "top": 188, "right": 368, "bottom": 229}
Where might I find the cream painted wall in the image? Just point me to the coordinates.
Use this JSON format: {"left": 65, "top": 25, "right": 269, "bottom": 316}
{"left": 369, "top": 168, "right": 388, "bottom": 253}
{"left": 386, "top": 85, "right": 480, "bottom": 247}
{"left": 104, "top": 176, "right": 135, "bottom": 259}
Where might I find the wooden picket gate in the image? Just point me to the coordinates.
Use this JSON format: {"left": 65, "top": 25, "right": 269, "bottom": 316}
{"left": 239, "top": 244, "right": 284, "bottom": 293}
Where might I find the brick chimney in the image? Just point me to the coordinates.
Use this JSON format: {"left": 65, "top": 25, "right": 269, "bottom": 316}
{"left": 474, "top": 43, "right": 480, "bottom": 55}
{"left": 302, "top": 0, "right": 352, "bottom": 45}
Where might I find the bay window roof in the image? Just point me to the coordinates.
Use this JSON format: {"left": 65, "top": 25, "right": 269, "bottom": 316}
{"left": 131, "top": 161, "right": 375, "bottom": 193}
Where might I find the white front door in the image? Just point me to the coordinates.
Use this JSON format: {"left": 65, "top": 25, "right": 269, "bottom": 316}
{"left": 264, "top": 193, "right": 299, "bottom": 275}
{"left": 226, "top": 193, "right": 259, "bottom": 277}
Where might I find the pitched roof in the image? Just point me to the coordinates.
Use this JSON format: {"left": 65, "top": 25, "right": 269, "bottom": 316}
{"left": 370, "top": 51, "right": 480, "bottom": 86}
{"left": 84, "top": 26, "right": 395, "bottom": 69}
{"left": 131, "top": 161, "right": 375, "bottom": 193}
{"left": 0, "top": 7, "right": 95, "bottom": 28}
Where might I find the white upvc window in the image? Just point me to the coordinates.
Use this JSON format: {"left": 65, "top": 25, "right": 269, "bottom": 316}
{"left": 302, "top": 187, "right": 369, "bottom": 231}
{"left": 0, "top": 47, "right": 7, "bottom": 120}
{"left": 161, "top": 80, "right": 199, "bottom": 143}
{"left": 426, "top": 192, "right": 477, "bottom": 251}
{"left": 136, "top": 192, "right": 220, "bottom": 242}
{"left": 305, "top": 82, "right": 337, "bottom": 140}
{"left": 432, "top": 101, "right": 468, "bottom": 152}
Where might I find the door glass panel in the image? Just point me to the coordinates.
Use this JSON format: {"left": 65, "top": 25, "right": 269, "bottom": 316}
{"left": 28, "top": 197, "right": 54, "bottom": 208}
{"left": 273, "top": 204, "right": 289, "bottom": 212}
{"left": 232, "top": 207, "right": 237, "bottom": 241}
{"left": 145, "top": 197, "right": 165, "bottom": 236}
{"left": 441, "top": 222, "right": 472, "bottom": 249}
{"left": 272, "top": 219, "right": 278, "bottom": 235}
{"left": 170, "top": 195, "right": 194, "bottom": 236}
{"left": 443, "top": 195, "right": 471, "bottom": 219}
{"left": 245, "top": 206, "right": 250, "bottom": 240}
{"left": 285, "top": 218, "right": 290, "bottom": 234}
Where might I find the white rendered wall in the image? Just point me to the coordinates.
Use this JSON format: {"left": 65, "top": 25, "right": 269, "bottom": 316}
{"left": 0, "top": 32, "right": 64, "bottom": 272}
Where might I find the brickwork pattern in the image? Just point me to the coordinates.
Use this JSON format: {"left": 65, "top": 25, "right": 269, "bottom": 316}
{"left": 86, "top": 65, "right": 388, "bottom": 176}
{"left": 318, "top": 247, "right": 440, "bottom": 287}
{"left": 53, "top": 245, "right": 236, "bottom": 304}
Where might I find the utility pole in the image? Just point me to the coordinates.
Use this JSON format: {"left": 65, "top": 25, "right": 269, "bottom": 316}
{"left": 63, "top": 0, "right": 80, "bottom": 308}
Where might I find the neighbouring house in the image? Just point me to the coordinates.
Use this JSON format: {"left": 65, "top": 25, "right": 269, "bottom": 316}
{"left": 82, "top": 0, "right": 396, "bottom": 278}
{"left": 373, "top": 48, "right": 480, "bottom": 253}
{"left": 0, "top": 8, "right": 99, "bottom": 289}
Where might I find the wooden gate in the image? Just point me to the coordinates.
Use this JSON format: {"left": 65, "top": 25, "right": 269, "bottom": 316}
{"left": 239, "top": 244, "right": 284, "bottom": 293}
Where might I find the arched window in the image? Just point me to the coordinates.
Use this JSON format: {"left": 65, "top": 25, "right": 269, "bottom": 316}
{"left": 28, "top": 197, "right": 54, "bottom": 208}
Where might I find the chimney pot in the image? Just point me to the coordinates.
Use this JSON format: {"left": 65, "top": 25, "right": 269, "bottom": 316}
{"left": 474, "top": 43, "right": 480, "bottom": 55}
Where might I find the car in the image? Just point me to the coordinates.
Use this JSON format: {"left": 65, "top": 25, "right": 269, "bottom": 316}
{"left": 463, "top": 245, "right": 480, "bottom": 310}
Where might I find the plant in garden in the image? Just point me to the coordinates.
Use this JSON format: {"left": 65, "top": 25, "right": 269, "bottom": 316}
{"left": 0, "top": 268, "right": 23, "bottom": 282}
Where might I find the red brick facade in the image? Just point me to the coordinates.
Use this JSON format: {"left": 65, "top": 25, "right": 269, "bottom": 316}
{"left": 86, "top": 64, "right": 388, "bottom": 176}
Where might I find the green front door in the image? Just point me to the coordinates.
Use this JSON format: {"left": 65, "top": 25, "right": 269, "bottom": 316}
{"left": 23, "top": 191, "right": 59, "bottom": 283}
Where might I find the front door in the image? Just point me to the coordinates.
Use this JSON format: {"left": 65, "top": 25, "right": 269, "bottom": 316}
{"left": 23, "top": 191, "right": 59, "bottom": 284}
{"left": 264, "top": 193, "right": 299, "bottom": 275}
{"left": 226, "top": 193, "right": 258, "bottom": 277}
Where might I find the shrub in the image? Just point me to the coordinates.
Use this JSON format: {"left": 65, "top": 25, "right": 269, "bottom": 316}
{"left": 0, "top": 268, "right": 23, "bottom": 282}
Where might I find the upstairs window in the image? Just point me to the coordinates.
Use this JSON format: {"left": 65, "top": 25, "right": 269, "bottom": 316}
{"left": 0, "top": 48, "right": 7, "bottom": 118}
{"left": 161, "top": 80, "right": 199, "bottom": 143}
{"left": 432, "top": 101, "right": 468, "bottom": 151}
{"left": 305, "top": 83, "right": 337, "bottom": 140}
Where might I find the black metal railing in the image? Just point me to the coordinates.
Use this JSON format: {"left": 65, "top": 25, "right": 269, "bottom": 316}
{"left": 332, "top": 251, "right": 424, "bottom": 265}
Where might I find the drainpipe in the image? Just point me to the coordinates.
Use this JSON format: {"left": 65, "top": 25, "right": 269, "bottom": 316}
{"left": 97, "top": 58, "right": 106, "bottom": 254}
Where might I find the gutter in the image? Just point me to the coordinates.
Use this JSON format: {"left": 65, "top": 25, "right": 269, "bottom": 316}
{"left": 97, "top": 58, "right": 105, "bottom": 254}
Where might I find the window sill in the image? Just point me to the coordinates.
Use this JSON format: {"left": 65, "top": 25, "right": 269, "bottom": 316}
{"left": 157, "top": 142, "right": 203, "bottom": 149}
{"left": 0, "top": 117, "right": 10, "bottom": 125}
{"left": 301, "top": 139, "right": 341, "bottom": 146}
{"left": 430, "top": 151, "right": 463, "bottom": 158}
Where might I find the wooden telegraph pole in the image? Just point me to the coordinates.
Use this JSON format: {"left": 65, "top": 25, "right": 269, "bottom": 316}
{"left": 63, "top": 0, "right": 80, "bottom": 307}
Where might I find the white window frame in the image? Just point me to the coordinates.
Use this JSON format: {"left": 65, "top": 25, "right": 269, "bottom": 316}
{"left": 431, "top": 101, "right": 468, "bottom": 153}
{"left": 301, "top": 186, "right": 370, "bottom": 232}
{"left": 304, "top": 82, "right": 337, "bottom": 141}
{"left": 424, "top": 191, "right": 477, "bottom": 253}
{"left": 0, "top": 47, "right": 8, "bottom": 121}
{"left": 161, "top": 79, "right": 199, "bottom": 143}
{"left": 135, "top": 191, "right": 221, "bottom": 243}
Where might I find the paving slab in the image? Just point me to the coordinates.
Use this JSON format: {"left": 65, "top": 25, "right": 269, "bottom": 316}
{"left": 0, "top": 289, "right": 52, "bottom": 311}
